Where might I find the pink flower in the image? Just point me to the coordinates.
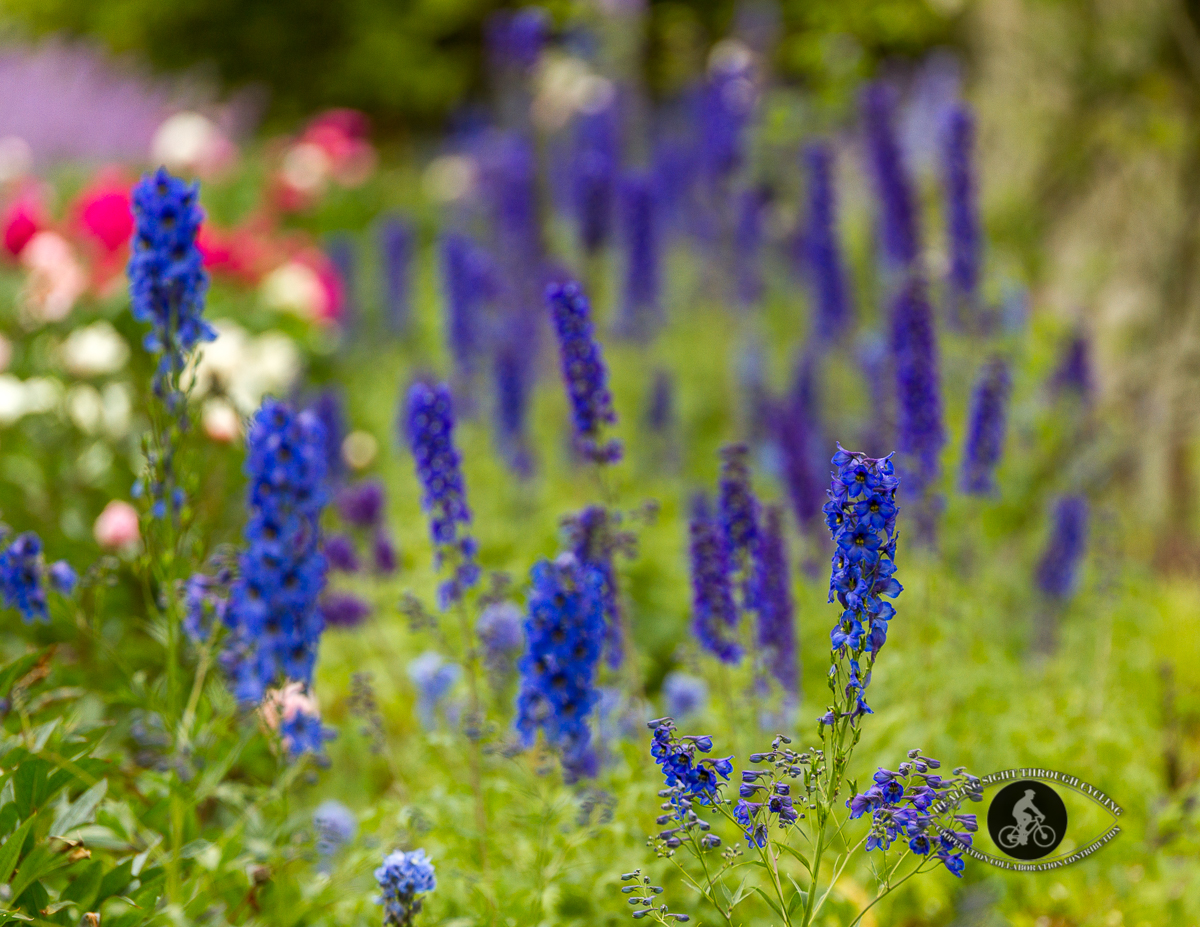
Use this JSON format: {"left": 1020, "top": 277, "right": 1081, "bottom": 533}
{"left": 93, "top": 500, "right": 140, "bottom": 549}
{"left": 20, "top": 232, "right": 87, "bottom": 323}
{"left": 259, "top": 681, "right": 322, "bottom": 751}
{"left": 2, "top": 189, "right": 44, "bottom": 258}
{"left": 73, "top": 170, "right": 134, "bottom": 254}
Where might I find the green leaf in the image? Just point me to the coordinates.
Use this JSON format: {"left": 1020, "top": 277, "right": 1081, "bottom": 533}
{"left": 0, "top": 654, "right": 43, "bottom": 699}
{"left": 13, "top": 877, "right": 48, "bottom": 918}
{"left": 50, "top": 781, "right": 106, "bottom": 837}
{"left": 775, "top": 842, "right": 812, "bottom": 874}
{"left": 9, "top": 845, "right": 69, "bottom": 902}
{"left": 0, "top": 804, "right": 18, "bottom": 840}
{"left": 59, "top": 859, "right": 104, "bottom": 909}
{"left": 752, "top": 886, "right": 786, "bottom": 922}
{"left": 0, "top": 817, "right": 36, "bottom": 885}
{"left": 13, "top": 761, "right": 49, "bottom": 819}
{"left": 94, "top": 859, "right": 133, "bottom": 907}
{"left": 785, "top": 877, "right": 808, "bottom": 915}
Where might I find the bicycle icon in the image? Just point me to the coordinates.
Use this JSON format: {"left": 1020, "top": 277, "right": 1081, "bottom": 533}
{"left": 996, "top": 789, "right": 1058, "bottom": 850}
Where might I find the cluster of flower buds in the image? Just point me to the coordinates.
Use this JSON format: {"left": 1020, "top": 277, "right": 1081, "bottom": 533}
{"left": 619, "top": 870, "right": 690, "bottom": 921}
{"left": 733, "top": 735, "right": 825, "bottom": 848}
{"left": 647, "top": 719, "right": 732, "bottom": 858}
{"left": 846, "top": 749, "right": 982, "bottom": 877}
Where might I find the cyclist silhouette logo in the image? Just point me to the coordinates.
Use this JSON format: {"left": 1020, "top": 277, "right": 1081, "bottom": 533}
{"left": 987, "top": 781, "right": 1067, "bottom": 860}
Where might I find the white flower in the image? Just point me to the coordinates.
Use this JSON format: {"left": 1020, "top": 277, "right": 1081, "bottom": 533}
{"left": 66, "top": 383, "right": 104, "bottom": 433}
{"left": 0, "top": 375, "right": 26, "bottom": 425}
{"left": 20, "top": 232, "right": 86, "bottom": 325}
{"left": 260, "top": 261, "right": 325, "bottom": 319}
{"left": 151, "top": 111, "right": 236, "bottom": 179}
{"left": 60, "top": 321, "right": 130, "bottom": 377}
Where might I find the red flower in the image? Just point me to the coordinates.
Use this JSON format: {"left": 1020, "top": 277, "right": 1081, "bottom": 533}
{"left": 73, "top": 170, "right": 134, "bottom": 254}
{"left": 2, "top": 190, "right": 44, "bottom": 257}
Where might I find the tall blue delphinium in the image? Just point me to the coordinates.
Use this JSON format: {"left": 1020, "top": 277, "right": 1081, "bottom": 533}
{"left": 566, "top": 506, "right": 625, "bottom": 668}
{"left": 309, "top": 390, "right": 347, "bottom": 486}
{"left": 688, "top": 493, "right": 741, "bottom": 664}
{"left": 821, "top": 447, "right": 901, "bottom": 725}
{"left": 222, "top": 399, "right": 329, "bottom": 707}
{"left": 572, "top": 102, "right": 619, "bottom": 255}
{"left": 617, "top": 172, "right": 662, "bottom": 340}
{"left": 128, "top": 167, "right": 214, "bottom": 407}
{"left": 890, "top": 275, "right": 945, "bottom": 535}
{"left": 0, "top": 531, "right": 48, "bottom": 624}
{"left": 718, "top": 444, "right": 760, "bottom": 607}
{"left": 439, "top": 233, "right": 494, "bottom": 393}
{"left": 326, "top": 234, "right": 357, "bottom": 330}
{"left": 941, "top": 104, "right": 981, "bottom": 327}
{"left": 861, "top": 82, "right": 921, "bottom": 275}
{"left": 735, "top": 187, "right": 766, "bottom": 310}
{"left": 403, "top": 382, "right": 479, "bottom": 609}
{"left": 485, "top": 132, "right": 542, "bottom": 270}
{"left": 375, "top": 848, "right": 436, "bottom": 927}
{"left": 546, "top": 281, "right": 622, "bottom": 464}
{"left": 699, "top": 52, "right": 757, "bottom": 188}
{"left": 1036, "top": 496, "right": 1089, "bottom": 600}
{"left": 754, "top": 505, "right": 797, "bottom": 696}
{"left": 802, "top": 142, "right": 852, "bottom": 342}
{"left": 492, "top": 306, "right": 537, "bottom": 477}
{"left": 515, "top": 556, "right": 606, "bottom": 779}
{"left": 774, "top": 357, "right": 825, "bottom": 537}
{"left": 960, "top": 357, "right": 1011, "bottom": 495}
{"left": 380, "top": 216, "right": 415, "bottom": 334}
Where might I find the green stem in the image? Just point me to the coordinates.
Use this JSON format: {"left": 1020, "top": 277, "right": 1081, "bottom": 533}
{"left": 454, "top": 598, "right": 489, "bottom": 875}
{"left": 848, "top": 860, "right": 928, "bottom": 927}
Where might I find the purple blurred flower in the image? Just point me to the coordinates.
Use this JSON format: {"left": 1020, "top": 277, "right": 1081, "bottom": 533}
{"left": 802, "top": 142, "right": 852, "bottom": 341}
{"left": 324, "top": 534, "right": 360, "bottom": 573}
{"left": 408, "top": 651, "right": 462, "bottom": 729}
{"left": 754, "top": 505, "right": 797, "bottom": 694}
{"left": 380, "top": 215, "right": 415, "bottom": 334}
{"left": 689, "top": 493, "right": 741, "bottom": 664}
{"left": 862, "top": 82, "right": 921, "bottom": 273}
{"left": 1036, "top": 497, "right": 1088, "bottom": 600}
{"left": 645, "top": 368, "right": 675, "bottom": 435}
{"left": 486, "top": 7, "right": 550, "bottom": 73}
{"left": 572, "top": 102, "right": 619, "bottom": 254}
{"left": 616, "top": 172, "right": 662, "bottom": 340}
{"left": 309, "top": 390, "right": 347, "bottom": 484}
{"left": 439, "top": 232, "right": 494, "bottom": 388}
{"left": 322, "top": 592, "right": 371, "bottom": 628}
{"left": 337, "top": 480, "right": 385, "bottom": 528}
{"left": 941, "top": 104, "right": 981, "bottom": 326}
{"left": 960, "top": 357, "right": 1010, "bottom": 495}
{"left": 662, "top": 672, "right": 707, "bottom": 721}
{"left": 476, "top": 601, "right": 523, "bottom": 679}
{"left": 1049, "top": 333, "right": 1093, "bottom": 401}
{"left": 735, "top": 186, "right": 767, "bottom": 309}
{"left": 890, "top": 276, "right": 945, "bottom": 499}
{"left": 373, "top": 531, "right": 398, "bottom": 575}
{"left": 326, "top": 235, "right": 357, "bottom": 330}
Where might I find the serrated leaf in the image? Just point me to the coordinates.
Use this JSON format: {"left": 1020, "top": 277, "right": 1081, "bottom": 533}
{"left": 50, "top": 780, "right": 106, "bottom": 838}
{"left": 0, "top": 816, "right": 34, "bottom": 884}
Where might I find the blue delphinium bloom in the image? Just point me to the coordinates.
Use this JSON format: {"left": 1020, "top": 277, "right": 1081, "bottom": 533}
{"left": 326, "top": 234, "right": 357, "bottom": 330}
{"left": 375, "top": 848, "right": 436, "bottom": 927}
{"left": 1036, "top": 497, "right": 1089, "bottom": 599}
{"left": 861, "top": 82, "right": 921, "bottom": 273}
{"left": 546, "top": 281, "right": 622, "bottom": 464}
{"left": 484, "top": 132, "right": 542, "bottom": 269}
{"left": 847, "top": 751, "right": 982, "bottom": 877}
{"left": 439, "top": 233, "right": 494, "bottom": 390}
{"left": 754, "top": 505, "right": 797, "bottom": 695}
{"left": 735, "top": 187, "right": 766, "bottom": 309}
{"left": 282, "top": 706, "right": 336, "bottom": 758}
{"left": 313, "top": 799, "right": 357, "bottom": 857}
{"left": 320, "top": 591, "right": 371, "bottom": 628}
{"left": 941, "top": 104, "right": 981, "bottom": 326}
{"left": 492, "top": 320, "right": 536, "bottom": 477}
{"left": 486, "top": 7, "right": 549, "bottom": 73}
{"left": 476, "top": 601, "right": 523, "bottom": 680}
{"left": 1049, "top": 333, "right": 1093, "bottom": 401}
{"left": 0, "top": 532, "right": 48, "bottom": 623}
{"left": 324, "top": 534, "right": 360, "bottom": 573}
{"left": 127, "top": 166, "right": 215, "bottom": 405}
{"left": 822, "top": 446, "right": 902, "bottom": 720}
{"left": 662, "top": 672, "right": 707, "bottom": 721}
{"left": 648, "top": 718, "right": 732, "bottom": 808}
{"left": 407, "top": 651, "right": 461, "bottom": 729}
{"left": 802, "top": 142, "right": 851, "bottom": 341}
{"left": 566, "top": 506, "right": 624, "bottom": 668}
{"left": 515, "top": 557, "right": 606, "bottom": 776}
{"left": 617, "top": 172, "right": 662, "bottom": 340}
{"left": 774, "top": 357, "right": 824, "bottom": 535}
{"left": 404, "top": 382, "right": 479, "bottom": 608}
{"left": 373, "top": 532, "right": 398, "bottom": 575}
{"left": 699, "top": 53, "right": 757, "bottom": 186}
{"left": 48, "top": 560, "right": 77, "bottom": 595}
{"left": 718, "top": 443, "right": 761, "bottom": 605}
{"left": 890, "top": 275, "right": 945, "bottom": 500}
{"left": 309, "top": 390, "right": 347, "bottom": 485}
{"left": 572, "top": 101, "right": 619, "bottom": 255}
{"left": 337, "top": 479, "right": 385, "bottom": 528}
{"left": 380, "top": 216, "right": 414, "bottom": 334}
{"left": 960, "top": 357, "right": 1011, "bottom": 495}
{"left": 688, "top": 494, "right": 741, "bottom": 664}
{"left": 221, "top": 399, "right": 329, "bottom": 705}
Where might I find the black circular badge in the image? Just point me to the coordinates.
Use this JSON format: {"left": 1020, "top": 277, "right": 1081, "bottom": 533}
{"left": 987, "top": 780, "right": 1067, "bottom": 860}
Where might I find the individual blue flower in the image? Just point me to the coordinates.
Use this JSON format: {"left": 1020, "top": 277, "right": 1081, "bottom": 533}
{"left": 861, "top": 82, "right": 921, "bottom": 273}
{"left": 648, "top": 718, "right": 731, "bottom": 808}
{"left": 313, "top": 799, "right": 357, "bottom": 857}
{"left": 407, "top": 651, "right": 461, "bottom": 729}
{"left": 616, "top": 172, "right": 662, "bottom": 340}
{"left": 0, "top": 532, "right": 48, "bottom": 624}
{"left": 380, "top": 215, "right": 415, "bottom": 334}
{"left": 802, "top": 142, "right": 852, "bottom": 341}
{"left": 546, "top": 281, "right": 622, "bottom": 464}
{"left": 127, "top": 166, "right": 214, "bottom": 404}
{"left": 403, "top": 382, "right": 479, "bottom": 608}
{"left": 47, "top": 560, "right": 77, "bottom": 595}
{"left": 1036, "top": 497, "right": 1089, "bottom": 600}
{"left": 282, "top": 705, "right": 336, "bottom": 759}
{"left": 662, "top": 672, "right": 707, "bottom": 722}
{"left": 515, "top": 557, "right": 606, "bottom": 776}
{"left": 688, "top": 494, "right": 741, "bottom": 664}
{"left": 375, "top": 848, "right": 436, "bottom": 927}
{"left": 960, "top": 357, "right": 1011, "bottom": 495}
{"left": 754, "top": 506, "right": 797, "bottom": 695}
{"left": 941, "top": 104, "right": 981, "bottom": 326}
{"left": 221, "top": 399, "right": 329, "bottom": 705}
